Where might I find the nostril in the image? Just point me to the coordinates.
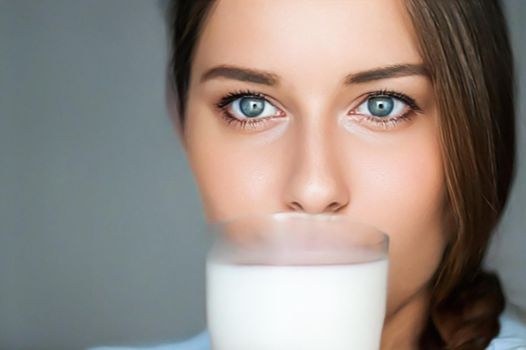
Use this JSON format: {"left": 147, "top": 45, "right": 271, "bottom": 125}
{"left": 327, "top": 201, "right": 343, "bottom": 212}
{"left": 289, "top": 201, "right": 304, "bottom": 211}
{"left": 287, "top": 201, "right": 344, "bottom": 213}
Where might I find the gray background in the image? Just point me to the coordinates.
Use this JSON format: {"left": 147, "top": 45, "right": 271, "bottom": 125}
{"left": 0, "top": 1, "right": 524, "bottom": 349}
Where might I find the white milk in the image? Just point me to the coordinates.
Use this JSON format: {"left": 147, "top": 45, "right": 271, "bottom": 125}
{"left": 206, "top": 257, "right": 388, "bottom": 350}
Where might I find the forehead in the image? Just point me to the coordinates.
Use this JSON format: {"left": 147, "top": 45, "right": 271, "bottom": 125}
{"left": 192, "top": 0, "right": 421, "bottom": 88}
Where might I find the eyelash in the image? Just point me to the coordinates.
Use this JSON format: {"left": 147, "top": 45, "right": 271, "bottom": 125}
{"left": 351, "top": 89, "right": 422, "bottom": 130}
{"left": 214, "top": 88, "right": 422, "bottom": 131}
{"left": 214, "top": 89, "right": 274, "bottom": 130}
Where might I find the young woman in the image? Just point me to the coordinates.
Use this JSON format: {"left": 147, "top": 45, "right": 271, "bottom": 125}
{"left": 92, "top": 0, "right": 525, "bottom": 349}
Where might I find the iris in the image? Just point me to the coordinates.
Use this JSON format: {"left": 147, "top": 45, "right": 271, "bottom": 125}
{"left": 367, "top": 96, "right": 394, "bottom": 117}
{"left": 240, "top": 97, "right": 265, "bottom": 118}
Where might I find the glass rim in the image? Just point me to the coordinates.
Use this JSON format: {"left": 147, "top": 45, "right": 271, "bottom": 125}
{"left": 207, "top": 211, "right": 390, "bottom": 249}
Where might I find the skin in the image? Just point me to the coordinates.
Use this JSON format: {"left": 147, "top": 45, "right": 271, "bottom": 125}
{"left": 176, "top": 0, "right": 450, "bottom": 348}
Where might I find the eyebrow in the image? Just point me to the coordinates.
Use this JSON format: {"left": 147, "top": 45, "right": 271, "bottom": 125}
{"left": 200, "top": 63, "right": 428, "bottom": 86}
{"left": 201, "top": 65, "right": 280, "bottom": 86}
{"left": 344, "top": 64, "right": 429, "bottom": 84}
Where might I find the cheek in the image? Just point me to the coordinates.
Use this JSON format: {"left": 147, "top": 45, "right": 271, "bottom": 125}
{"left": 183, "top": 104, "right": 284, "bottom": 222}
{"left": 342, "top": 120, "right": 448, "bottom": 313}
{"left": 194, "top": 150, "right": 281, "bottom": 221}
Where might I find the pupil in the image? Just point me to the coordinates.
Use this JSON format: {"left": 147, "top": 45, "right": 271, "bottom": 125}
{"left": 368, "top": 96, "right": 393, "bottom": 117}
{"left": 240, "top": 97, "right": 264, "bottom": 118}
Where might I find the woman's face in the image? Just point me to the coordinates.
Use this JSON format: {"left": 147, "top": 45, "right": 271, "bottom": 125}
{"left": 182, "top": 0, "right": 449, "bottom": 317}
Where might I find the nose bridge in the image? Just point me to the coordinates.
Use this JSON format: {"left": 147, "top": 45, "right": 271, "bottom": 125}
{"left": 283, "top": 112, "right": 349, "bottom": 214}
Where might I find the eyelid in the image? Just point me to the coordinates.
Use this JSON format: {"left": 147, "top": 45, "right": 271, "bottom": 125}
{"left": 344, "top": 89, "right": 422, "bottom": 131}
{"left": 215, "top": 89, "right": 287, "bottom": 119}
{"left": 349, "top": 90, "right": 421, "bottom": 115}
{"left": 364, "top": 90, "right": 419, "bottom": 110}
{"left": 216, "top": 89, "right": 274, "bottom": 108}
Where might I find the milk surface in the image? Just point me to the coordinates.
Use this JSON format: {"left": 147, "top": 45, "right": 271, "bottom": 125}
{"left": 206, "top": 257, "right": 388, "bottom": 350}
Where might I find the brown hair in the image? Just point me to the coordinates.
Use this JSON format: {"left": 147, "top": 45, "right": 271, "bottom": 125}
{"left": 406, "top": 1, "right": 515, "bottom": 348}
{"left": 166, "top": 1, "right": 516, "bottom": 349}
{"left": 166, "top": 0, "right": 217, "bottom": 128}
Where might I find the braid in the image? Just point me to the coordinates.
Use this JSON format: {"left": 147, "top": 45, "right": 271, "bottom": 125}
{"left": 420, "top": 270, "right": 505, "bottom": 349}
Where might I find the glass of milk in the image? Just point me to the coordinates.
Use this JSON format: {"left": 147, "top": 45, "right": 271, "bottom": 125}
{"left": 206, "top": 212, "right": 389, "bottom": 350}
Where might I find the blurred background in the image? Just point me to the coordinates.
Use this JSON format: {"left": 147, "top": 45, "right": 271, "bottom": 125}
{"left": 0, "top": 1, "right": 524, "bottom": 349}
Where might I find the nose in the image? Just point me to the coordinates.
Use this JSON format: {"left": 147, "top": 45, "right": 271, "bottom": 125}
{"left": 283, "top": 123, "right": 350, "bottom": 214}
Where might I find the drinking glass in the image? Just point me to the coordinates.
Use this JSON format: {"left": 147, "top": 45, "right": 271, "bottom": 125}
{"left": 206, "top": 212, "right": 389, "bottom": 350}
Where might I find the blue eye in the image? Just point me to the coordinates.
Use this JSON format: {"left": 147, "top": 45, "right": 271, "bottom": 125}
{"left": 215, "top": 90, "right": 286, "bottom": 130}
{"left": 367, "top": 96, "right": 394, "bottom": 116}
{"left": 348, "top": 90, "right": 422, "bottom": 130}
{"left": 228, "top": 96, "right": 280, "bottom": 120}
{"left": 237, "top": 97, "right": 271, "bottom": 118}
{"left": 356, "top": 95, "right": 407, "bottom": 118}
